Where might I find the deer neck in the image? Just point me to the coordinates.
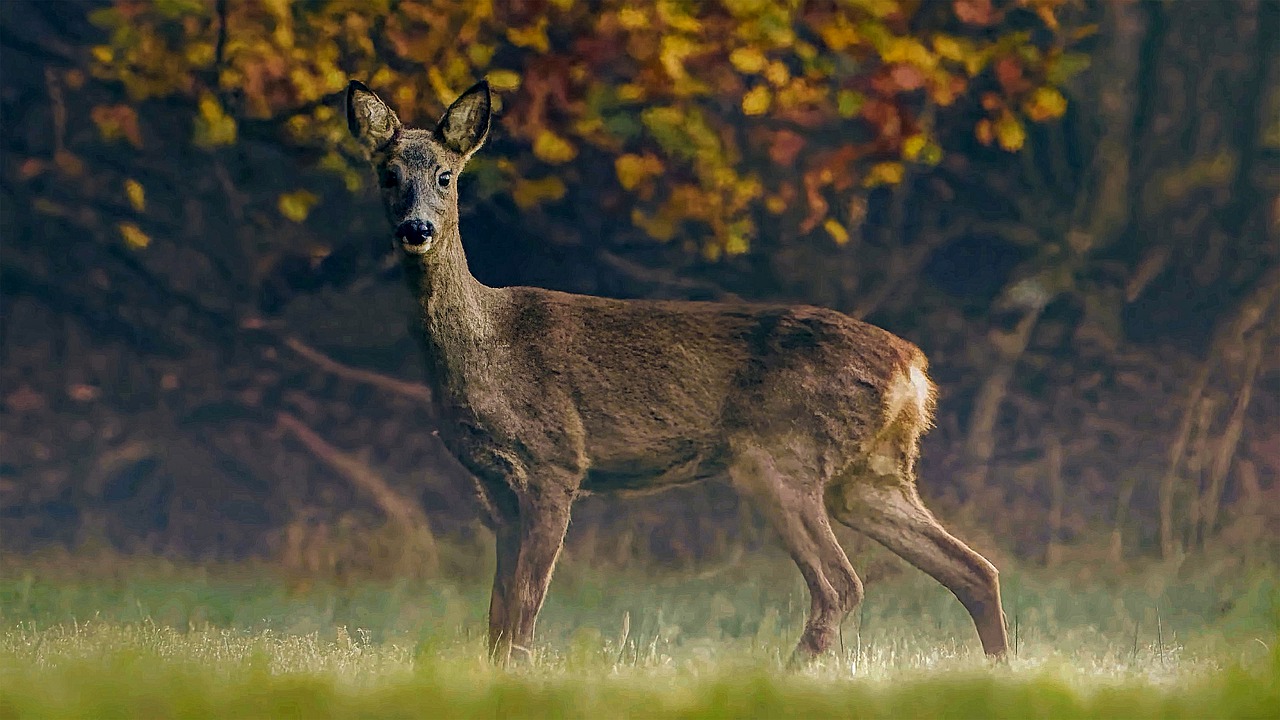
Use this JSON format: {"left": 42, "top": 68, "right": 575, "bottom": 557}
{"left": 402, "top": 231, "right": 495, "bottom": 397}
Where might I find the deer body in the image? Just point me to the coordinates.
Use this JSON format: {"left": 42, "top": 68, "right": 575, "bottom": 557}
{"left": 348, "top": 80, "right": 1009, "bottom": 664}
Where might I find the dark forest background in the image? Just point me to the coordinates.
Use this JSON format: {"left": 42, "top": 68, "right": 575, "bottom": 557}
{"left": 1, "top": 0, "right": 1276, "bottom": 578}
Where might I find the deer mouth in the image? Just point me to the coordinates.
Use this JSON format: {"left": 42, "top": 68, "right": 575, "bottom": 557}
{"left": 399, "top": 236, "right": 433, "bottom": 255}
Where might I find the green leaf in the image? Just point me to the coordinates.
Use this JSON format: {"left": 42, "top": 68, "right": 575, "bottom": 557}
{"left": 1048, "top": 52, "right": 1091, "bottom": 85}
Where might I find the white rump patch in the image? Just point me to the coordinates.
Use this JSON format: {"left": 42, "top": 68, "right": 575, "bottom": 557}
{"left": 883, "top": 363, "right": 932, "bottom": 426}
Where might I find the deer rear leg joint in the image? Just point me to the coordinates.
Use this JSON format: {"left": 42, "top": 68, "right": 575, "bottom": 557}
{"left": 827, "top": 479, "right": 1008, "bottom": 658}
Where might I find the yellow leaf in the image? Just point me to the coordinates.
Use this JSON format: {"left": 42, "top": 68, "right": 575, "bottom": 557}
{"left": 513, "top": 176, "right": 566, "bottom": 209}
{"left": 278, "top": 190, "right": 319, "bottom": 223}
{"left": 1072, "top": 24, "right": 1100, "bottom": 41}
{"left": 632, "top": 206, "right": 679, "bottom": 242}
{"left": 618, "top": 7, "right": 647, "bottom": 29}
{"left": 862, "top": 161, "right": 905, "bottom": 187}
{"left": 742, "top": 85, "right": 772, "bottom": 116}
{"left": 124, "top": 179, "right": 145, "bottom": 212}
{"left": 724, "top": 228, "right": 750, "bottom": 255}
{"left": 262, "top": 0, "right": 289, "bottom": 19}
{"left": 618, "top": 84, "right": 646, "bottom": 102}
{"left": 855, "top": 0, "right": 900, "bottom": 18}
{"left": 533, "top": 130, "right": 578, "bottom": 164}
{"left": 902, "top": 134, "right": 928, "bottom": 161}
{"left": 184, "top": 42, "right": 214, "bottom": 66}
{"left": 765, "top": 61, "right": 790, "bottom": 87}
{"left": 118, "top": 222, "right": 150, "bottom": 250}
{"left": 899, "top": 134, "right": 944, "bottom": 165}
{"left": 995, "top": 113, "right": 1026, "bottom": 151}
{"left": 819, "top": 20, "right": 859, "bottom": 51}
{"left": 882, "top": 38, "right": 936, "bottom": 70}
{"left": 932, "top": 35, "right": 965, "bottom": 62}
{"left": 615, "top": 154, "right": 663, "bottom": 190}
{"left": 660, "top": 34, "right": 697, "bottom": 80}
{"left": 657, "top": 3, "right": 702, "bottom": 33}
{"left": 730, "top": 47, "right": 768, "bottom": 74}
{"left": 468, "top": 43, "right": 495, "bottom": 67}
{"left": 964, "top": 47, "right": 992, "bottom": 77}
{"left": 1024, "top": 87, "right": 1068, "bottom": 122}
{"left": 506, "top": 18, "right": 549, "bottom": 53}
{"left": 765, "top": 195, "right": 787, "bottom": 214}
{"left": 488, "top": 69, "right": 521, "bottom": 91}
{"left": 194, "top": 93, "right": 236, "bottom": 147}
{"left": 823, "top": 218, "right": 850, "bottom": 244}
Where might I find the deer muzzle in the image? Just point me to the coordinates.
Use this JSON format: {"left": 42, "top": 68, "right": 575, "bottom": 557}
{"left": 395, "top": 219, "right": 436, "bottom": 254}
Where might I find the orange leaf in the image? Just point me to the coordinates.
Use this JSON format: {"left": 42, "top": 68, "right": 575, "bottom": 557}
{"left": 995, "top": 56, "right": 1031, "bottom": 94}
{"left": 768, "top": 130, "right": 806, "bottom": 167}
{"left": 976, "top": 118, "right": 995, "bottom": 146}
{"left": 954, "top": 0, "right": 996, "bottom": 26}
{"left": 889, "top": 64, "right": 925, "bottom": 91}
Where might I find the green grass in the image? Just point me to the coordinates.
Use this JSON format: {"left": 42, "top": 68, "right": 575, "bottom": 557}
{"left": 0, "top": 549, "right": 1277, "bottom": 719}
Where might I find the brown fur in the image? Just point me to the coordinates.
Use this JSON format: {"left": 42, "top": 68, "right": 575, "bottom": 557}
{"left": 347, "top": 79, "right": 1009, "bottom": 664}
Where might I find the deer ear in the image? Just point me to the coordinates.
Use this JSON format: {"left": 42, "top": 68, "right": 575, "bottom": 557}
{"left": 434, "top": 80, "right": 491, "bottom": 159}
{"left": 346, "top": 80, "right": 401, "bottom": 151}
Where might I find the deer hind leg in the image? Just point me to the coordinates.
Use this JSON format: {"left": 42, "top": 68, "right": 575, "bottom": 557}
{"left": 826, "top": 477, "right": 1009, "bottom": 658}
{"left": 730, "top": 449, "right": 864, "bottom": 664}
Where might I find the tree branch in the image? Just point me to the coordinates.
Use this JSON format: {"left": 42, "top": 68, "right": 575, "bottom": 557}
{"left": 596, "top": 250, "right": 741, "bottom": 301}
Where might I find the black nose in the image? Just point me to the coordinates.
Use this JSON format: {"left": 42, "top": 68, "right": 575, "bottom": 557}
{"left": 395, "top": 219, "right": 435, "bottom": 247}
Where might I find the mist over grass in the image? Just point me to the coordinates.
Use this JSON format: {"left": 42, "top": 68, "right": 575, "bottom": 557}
{"left": 1, "top": 549, "right": 1277, "bottom": 719}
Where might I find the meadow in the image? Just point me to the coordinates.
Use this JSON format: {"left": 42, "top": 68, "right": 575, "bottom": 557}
{"left": 0, "top": 545, "right": 1277, "bottom": 719}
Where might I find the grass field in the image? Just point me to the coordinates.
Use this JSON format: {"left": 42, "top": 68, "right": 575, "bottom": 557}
{"left": 1, "top": 547, "right": 1277, "bottom": 719}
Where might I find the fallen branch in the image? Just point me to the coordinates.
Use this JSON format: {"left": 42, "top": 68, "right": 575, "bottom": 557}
{"left": 283, "top": 336, "right": 433, "bottom": 405}
{"left": 1200, "top": 303, "right": 1275, "bottom": 544}
{"left": 1158, "top": 265, "right": 1280, "bottom": 556}
{"left": 276, "top": 411, "right": 439, "bottom": 574}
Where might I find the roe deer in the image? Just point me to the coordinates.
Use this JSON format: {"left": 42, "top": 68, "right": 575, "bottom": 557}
{"left": 346, "top": 79, "right": 1009, "bottom": 664}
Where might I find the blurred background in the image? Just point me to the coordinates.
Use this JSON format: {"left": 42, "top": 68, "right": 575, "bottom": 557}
{"left": 1, "top": 0, "right": 1276, "bottom": 580}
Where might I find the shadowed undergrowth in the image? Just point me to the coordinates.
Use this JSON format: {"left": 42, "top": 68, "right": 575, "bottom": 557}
{"left": 0, "top": 550, "right": 1277, "bottom": 718}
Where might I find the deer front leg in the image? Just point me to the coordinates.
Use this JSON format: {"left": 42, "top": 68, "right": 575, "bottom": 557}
{"left": 487, "top": 523, "right": 520, "bottom": 662}
{"left": 493, "top": 494, "right": 574, "bottom": 664}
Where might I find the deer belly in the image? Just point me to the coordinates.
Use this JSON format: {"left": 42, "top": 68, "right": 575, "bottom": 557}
{"left": 582, "top": 439, "right": 727, "bottom": 494}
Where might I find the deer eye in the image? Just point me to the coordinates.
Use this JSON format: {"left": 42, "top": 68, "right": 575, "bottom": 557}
{"left": 438, "top": 171, "right": 452, "bottom": 188}
{"left": 380, "top": 170, "right": 399, "bottom": 189}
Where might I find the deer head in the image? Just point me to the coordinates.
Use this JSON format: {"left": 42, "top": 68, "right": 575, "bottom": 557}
{"left": 346, "top": 80, "right": 491, "bottom": 256}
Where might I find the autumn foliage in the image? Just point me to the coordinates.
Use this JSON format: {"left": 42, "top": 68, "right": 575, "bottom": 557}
{"left": 4, "top": 0, "right": 1277, "bottom": 565}
{"left": 88, "top": 0, "right": 1087, "bottom": 257}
